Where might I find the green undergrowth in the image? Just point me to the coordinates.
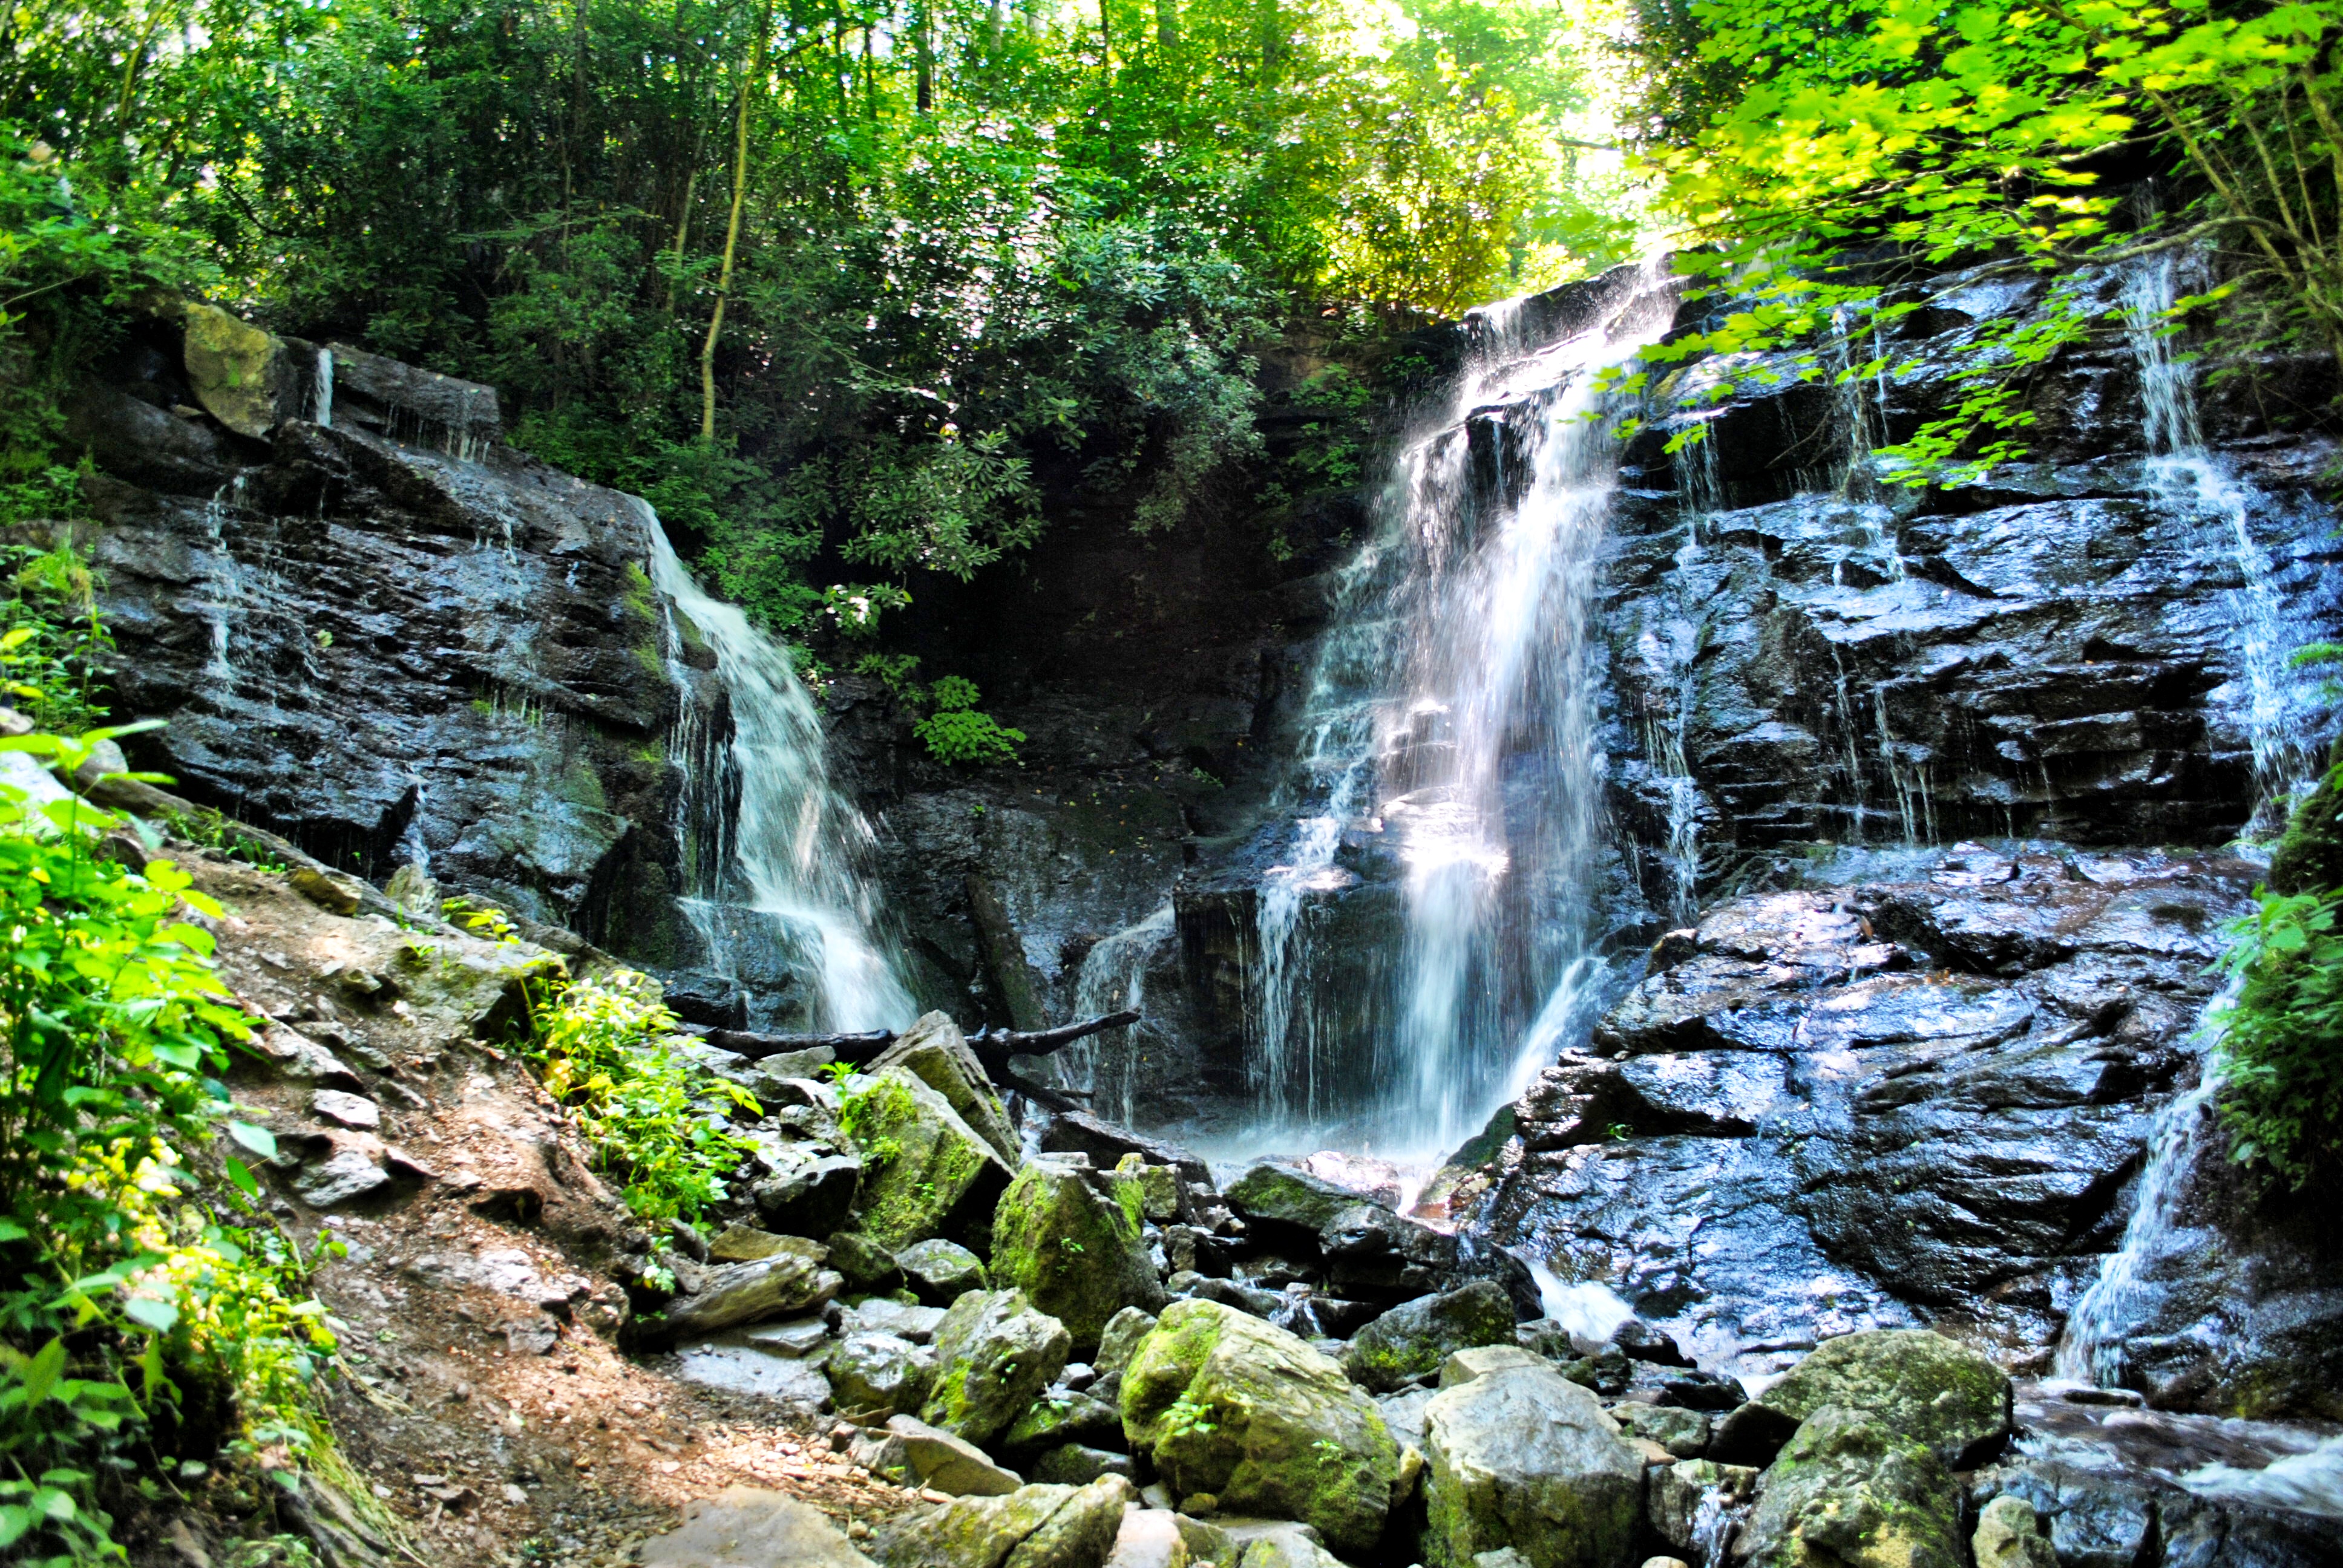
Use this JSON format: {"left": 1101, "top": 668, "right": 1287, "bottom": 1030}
{"left": 0, "top": 609, "right": 346, "bottom": 1562}
{"left": 2215, "top": 743, "right": 2343, "bottom": 1193}
{"left": 522, "top": 968, "right": 757, "bottom": 1227}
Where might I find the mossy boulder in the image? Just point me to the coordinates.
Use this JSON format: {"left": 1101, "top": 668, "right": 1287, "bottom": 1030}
{"left": 842, "top": 1067, "right": 1012, "bottom": 1253}
{"left": 827, "top": 1331, "right": 937, "bottom": 1421}
{"left": 1224, "top": 1163, "right": 1366, "bottom": 1235}
{"left": 867, "top": 1475, "right": 1132, "bottom": 1568}
{"left": 1736, "top": 1405, "right": 1963, "bottom": 1568}
{"left": 1420, "top": 1353, "right": 1643, "bottom": 1568}
{"left": 990, "top": 1161, "right": 1167, "bottom": 1353}
{"left": 869, "top": 1011, "right": 1022, "bottom": 1165}
{"left": 1749, "top": 1329, "right": 2011, "bottom": 1468}
{"left": 919, "top": 1288, "right": 1073, "bottom": 1446}
{"left": 182, "top": 302, "right": 286, "bottom": 437}
{"left": 1003, "top": 1390, "right": 1124, "bottom": 1459}
{"left": 1118, "top": 1299, "right": 1401, "bottom": 1556}
{"left": 1345, "top": 1282, "right": 1518, "bottom": 1394}
{"left": 899, "top": 1238, "right": 991, "bottom": 1305}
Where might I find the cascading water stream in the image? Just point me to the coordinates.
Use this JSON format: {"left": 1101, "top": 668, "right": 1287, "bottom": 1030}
{"left": 2120, "top": 255, "right": 2317, "bottom": 815}
{"left": 638, "top": 503, "right": 915, "bottom": 1033}
{"left": 1241, "top": 264, "right": 1679, "bottom": 1161}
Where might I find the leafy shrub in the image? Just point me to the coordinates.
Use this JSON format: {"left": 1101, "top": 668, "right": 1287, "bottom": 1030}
{"left": 2216, "top": 748, "right": 2343, "bottom": 1192}
{"left": 0, "top": 698, "right": 338, "bottom": 1555}
{"left": 525, "top": 969, "right": 756, "bottom": 1224}
{"left": 913, "top": 678, "right": 1024, "bottom": 767}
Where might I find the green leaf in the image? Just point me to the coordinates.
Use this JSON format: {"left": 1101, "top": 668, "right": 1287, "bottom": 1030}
{"left": 223, "top": 1156, "right": 259, "bottom": 1198}
{"left": 229, "top": 1121, "right": 278, "bottom": 1158}
{"left": 19, "top": 1339, "right": 64, "bottom": 1408}
{"left": 122, "top": 1296, "right": 180, "bottom": 1334}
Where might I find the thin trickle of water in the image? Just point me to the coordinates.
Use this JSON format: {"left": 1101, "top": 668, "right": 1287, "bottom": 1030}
{"left": 1066, "top": 903, "right": 1177, "bottom": 1127}
{"left": 1688, "top": 1481, "right": 1741, "bottom": 1567}
{"left": 2120, "top": 256, "right": 2316, "bottom": 815}
{"left": 199, "top": 474, "right": 255, "bottom": 689}
{"left": 1244, "top": 264, "right": 1679, "bottom": 1158}
{"left": 2054, "top": 986, "right": 2230, "bottom": 1386}
{"left": 638, "top": 503, "right": 915, "bottom": 1032}
{"left": 312, "top": 347, "right": 334, "bottom": 430}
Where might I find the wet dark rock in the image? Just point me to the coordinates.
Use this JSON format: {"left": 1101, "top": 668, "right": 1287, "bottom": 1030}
{"left": 1461, "top": 849, "right": 2258, "bottom": 1382}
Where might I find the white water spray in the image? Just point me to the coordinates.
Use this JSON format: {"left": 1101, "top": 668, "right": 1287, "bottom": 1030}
{"left": 639, "top": 504, "right": 915, "bottom": 1032}
{"left": 2120, "top": 256, "right": 2316, "bottom": 813}
{"left": 1245, "top": 264, "right": 1679, "bottom": 1159}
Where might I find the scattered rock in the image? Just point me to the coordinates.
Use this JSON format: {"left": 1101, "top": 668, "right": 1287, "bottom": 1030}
{"left": 1119, "top": 1299, "right": 1401, "bottom": 1556}
{"left": 1034, "top": 1445, "right": 1134, "bottom": 1486}
{"left": 1745, "top": 1329, "right": 2012, "bottom": 1468}
{"left": 1646, "top": 1459, "right": 1757, "bottom": 1558}
{"left": 707, "top": 1223, "right": 802, "bottom": 1263}
{"left": 919, "top": 1289, "right": 1072, "bottom": 1445}
{"left": 294, "top": 1148, "right": 390, "bottom": 1209}
{"left": 900, "top": 1238, "right": 991, "bottom": 1305}
{"left": 1344, "top": 1281, "right": 1518, "bottom": 1394}
{"left": 827, "top": 1229, "right": 906, "bottom": 1292}
{"left": 1089, "top": 1305, "right": 1157, "bottom": 1406}
{"left": 883, "top": 1414, "right": 1024, "bottom": 1497}
{"left": 1971, "top": 1494, "right": 2057, "bottom": 1568}
{"left": 1003, "top": 1391, "right": 1124, "bottom": 1459}
{"left": 1609, "top": 1402, "right": 1709, "bottom": 1459}
{"left": 657, "top": 1243, "right": 841, "bottom": 1341}
{"left": 866, "top": 1482, "right": 1070, "bottom": 1568}
{"left": 1420, "top": 1351, "right": 1644, "bottom": 1568}
{"left": 311, "top": 1089, "right": 382, "bottom": 1130}
{"left": 868, "top": 1011, "right": 1022, "bottom": 1166}
{"left": 847, "top": 1298, "right": 948, "bottom": 1343}
{"left": 753, "top": 1146, "right": 863, "bottom": 1236}
{"left": 637, "top": 1486, "right": 875, "bottom": 1567}
{"left": 1736, "top": 1406, "right": 1962, "bottom": 1568}
{"left": 844, "top": 1068, "right": 1013, "bottom": 1252}
{"left": 1103, "top": 1509, "right": 1187, "bottom": 1568}
{"left": 991, "top": 1160, "right": 1168, "bottom": 1353}
{"left": 289, "top": 864, "right": 366, "bottom": 916}
{"left": 828, "top": 1333, "right": 937, "bottom": 1420}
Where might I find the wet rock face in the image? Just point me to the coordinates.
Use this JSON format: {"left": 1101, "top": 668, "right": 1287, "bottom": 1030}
{"left": 68, "top": 321, "right": 694, "bottom": 942}
{"left": 1458, "top": 844, "right": 2258, "bottom": 1382}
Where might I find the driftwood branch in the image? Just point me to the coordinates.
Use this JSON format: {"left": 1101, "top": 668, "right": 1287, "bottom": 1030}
{"left": 686, "top": 1010, "right": 1141, "bottom": 1070}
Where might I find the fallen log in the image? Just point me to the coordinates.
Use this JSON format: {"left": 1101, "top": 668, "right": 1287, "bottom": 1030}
{"left": 684, "top": 1010, "right": 1141, "bottom": 1070}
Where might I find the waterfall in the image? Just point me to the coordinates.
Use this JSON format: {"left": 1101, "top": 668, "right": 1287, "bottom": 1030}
{"left": 2054, "top": 982, "right": 2232, "bottom": 1386}
{"left": 638, "top": 503, "right": 915, "bottom": 1032}
{"left": 1066, "top": 903, "right": 1178, "bottom": 1127}
{"left": 1244, "top": 263, "right": 1679, "bottom": 1159}
{"left": 312, "top": 346, "right": 335, "bottom": 430}
{"left": 2119, "top": 256, "right": 2317, "bottom": 815}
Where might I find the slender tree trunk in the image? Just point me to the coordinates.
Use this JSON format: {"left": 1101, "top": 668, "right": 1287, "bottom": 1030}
{"left": 700, "top": 5, "right": 771, "bottom": 445}
{"left": 916, "top": 0, "right": 934, "bottom": 113}
{"left": 1156, "top": 0, "right": 1178, "bottom": 51}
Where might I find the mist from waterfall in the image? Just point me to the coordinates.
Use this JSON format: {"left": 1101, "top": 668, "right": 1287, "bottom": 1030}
{"left": 1242, "top": 263, "right": 1679, "bottom": 1162}
{"left": 639, "top": 505, "right": 916, "bottom": 1032}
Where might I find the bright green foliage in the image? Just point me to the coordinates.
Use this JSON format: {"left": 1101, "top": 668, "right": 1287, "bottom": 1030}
{"left": 525, "top": 969, "right": 758, "bottom": 1223}
{"left": 2, "top": 0, "right": 1633, "bottom": 658}
{"left": 3, "top": 541, "right": 112, "bottom": 737}
{"left": 1619, "top": 0, "right": 2343, "bottom": 481}
{"left": 0, "top": 646, "right": 338, "bottom": 1560}
{"left": 2214, "top": 753, "right": 2343, "bottom": 1192}
{"left": 914, "top": 677, "right": 1025, "bottom": 766}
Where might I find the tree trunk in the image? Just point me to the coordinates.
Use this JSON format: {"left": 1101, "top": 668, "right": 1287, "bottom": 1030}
{"left": 699, "top": 3, "right": 771, "bottom": 445}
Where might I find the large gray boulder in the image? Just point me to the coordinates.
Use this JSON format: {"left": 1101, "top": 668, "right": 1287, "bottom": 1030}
{"left": 1345, "top": 1281, "right": 1518, "bottom": 1393}
{"left": 989, "top": 1159, "right": 1166, "bottom": 1353}
{"left": 1118, "top": 1299, "right": 1401, "bottom": 1556}
{"left": 1745, "top": 1329, "right": 2011, "bottom": 1468}
{"left": 1736, "top": 1405, "right": 1962, "bottom": 1568}
{"left": 868, "top": 1011, "right": 1021, "bottom": 1165}
{"left": 882, "top": 1414, "right": 1024, "bottom": 1497}
{"left": 866, "top": 1476, "right": 1129, "bottom": 1568}
{"left": 1420, "top": 1351, "right": 1644, "bottom": 1568}
{"left": 843, "top": 1067, "right": 1013, "bottom": 1252}
{"left": 900, "top": 1238, "right": 991, "bottom": 1305}
{"left": 639, "top": 1485, "right": 875, "bottom": 1567}
{"left": 657, "top": 1242, "right": 841, "bottom": 1341}
{"left": 827, "top": 1331, "right": 937, "bottom": 1420}
{"left": 919, "top": 1289, "right": 1072, "bottom": 1445}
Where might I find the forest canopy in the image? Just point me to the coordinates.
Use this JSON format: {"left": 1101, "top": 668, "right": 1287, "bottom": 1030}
{"left": 2, "top": 0, "right": 1643, "bottom": 636}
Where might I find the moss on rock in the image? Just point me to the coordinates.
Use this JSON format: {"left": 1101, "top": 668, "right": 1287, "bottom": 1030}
{"left": 1751, "top": 1329, "right": 2011, "bottom": 1468}
{"left": 989, "top": 1161, "right": 1167, "bottom": 1354}
{"left": 1118, "top": 1299, "right": 1400, "bottom": 1556}
{"left": 1737, "top": 1405, "right": 1963, "bottom": 1568}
